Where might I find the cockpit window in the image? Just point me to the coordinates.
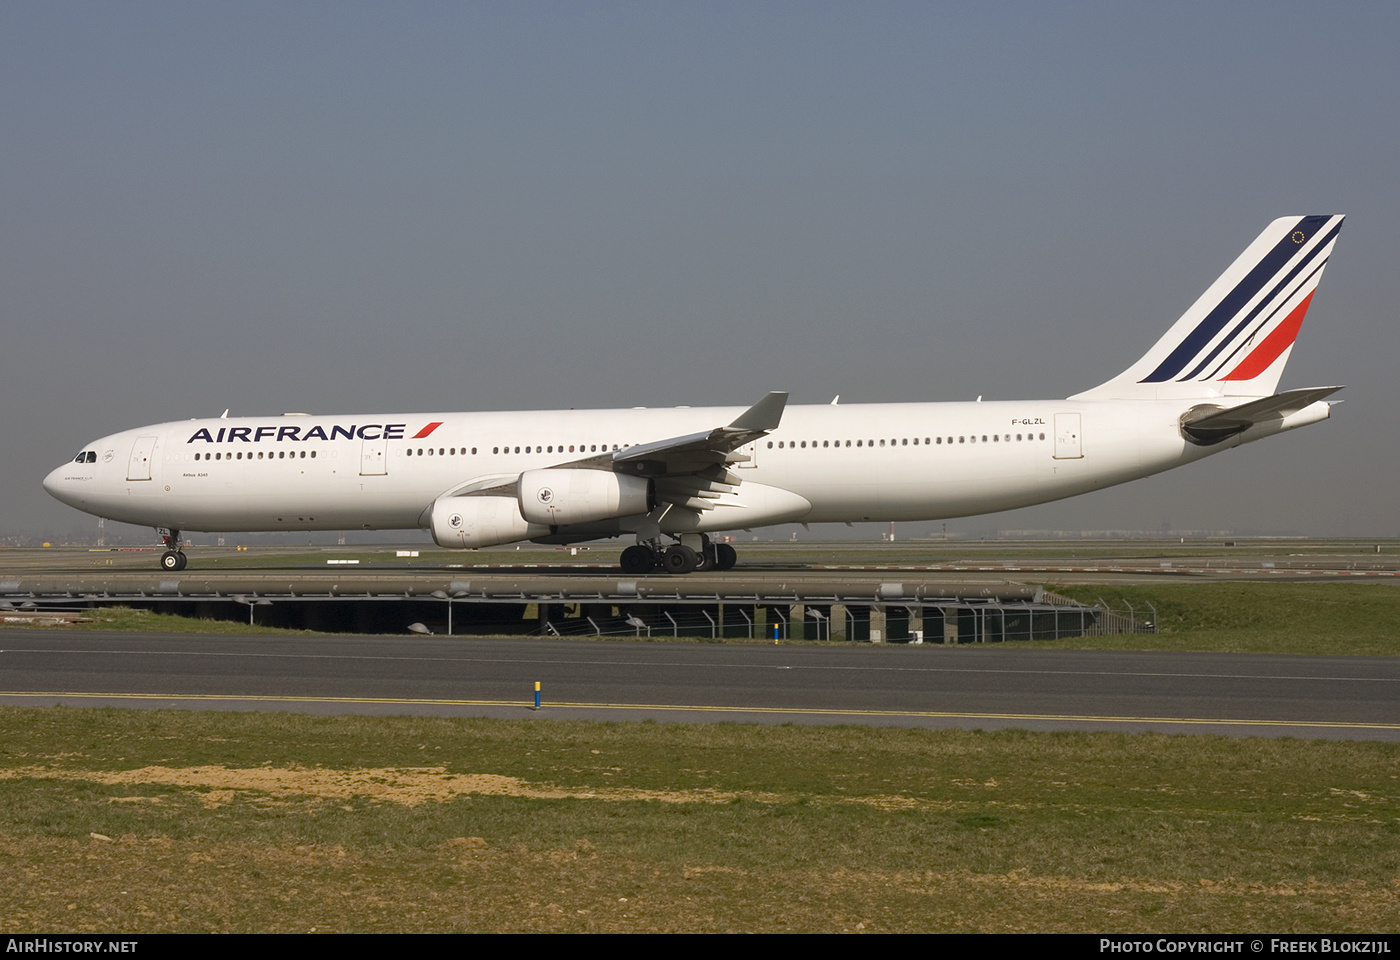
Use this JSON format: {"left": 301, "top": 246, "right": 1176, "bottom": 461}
{"left": 86, "top": 451, "right": 96, "bottom": 463}
{"left": 73, "top": 451, "right": 96, "bottom": 464}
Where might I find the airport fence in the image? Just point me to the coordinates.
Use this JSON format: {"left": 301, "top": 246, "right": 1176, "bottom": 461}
{"left": 1041, "top": 590, "right": 1157, "bottom": 635}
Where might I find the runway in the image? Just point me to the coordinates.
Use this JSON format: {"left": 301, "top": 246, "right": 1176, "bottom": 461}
{"left": 2, "top": 629, "right": 1397, "bottom": 740}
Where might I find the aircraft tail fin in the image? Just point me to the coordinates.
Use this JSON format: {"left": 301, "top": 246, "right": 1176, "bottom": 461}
{"left": 1071, "top": 216, "right": 1344, "bottom": 400}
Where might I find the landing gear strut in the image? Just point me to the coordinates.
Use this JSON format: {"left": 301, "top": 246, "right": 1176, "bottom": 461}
{"left": 158, "top": 528, "right": 187, "bottom": 572}
{"left": 618, "top": 535, "right": 738, "bottom": 575}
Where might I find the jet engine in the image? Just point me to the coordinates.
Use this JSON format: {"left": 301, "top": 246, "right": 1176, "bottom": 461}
{"left": 517, "top": 469, "right": 652, "bottom": 526}
{"left": 429, "top": 496, "right": 548, "bottom": 549}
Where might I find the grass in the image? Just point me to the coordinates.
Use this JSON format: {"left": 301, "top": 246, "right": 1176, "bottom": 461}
{"left": 1048, "top": 583, "right": 1400, "bottom": 656}
{"left": 1, "top": 707, "right": 1397, "bottom": 932}
{"left": 59, "top": 606, "right": 319, "bottom": 636}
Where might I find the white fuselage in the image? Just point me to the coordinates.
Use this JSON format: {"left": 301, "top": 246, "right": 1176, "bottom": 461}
{"left": 41, "top": 396, "right": 1326, "bottom": 537}
{"left": 42, "top": 216, "right": 1347, "bottom": 559}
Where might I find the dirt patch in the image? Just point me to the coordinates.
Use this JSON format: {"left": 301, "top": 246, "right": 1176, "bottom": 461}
{"left": 1, "top": 765, "right": 788, "bottom": 807}
{"left": 7, "top": 765, "right": 997, "bottom": 811}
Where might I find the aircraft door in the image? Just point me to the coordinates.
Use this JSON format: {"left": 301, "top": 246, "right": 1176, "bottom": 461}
{"left": 735, "top": 441, "right": 759, "bottom": 469}
{"left": 1053, "top": 413, "right": 1083, "bottom": 460}
{"left": 127, "top": 436, "right": 157, "bottom": 481}
{"left": 360, "top": 437, "right": 388, "bottom": 475}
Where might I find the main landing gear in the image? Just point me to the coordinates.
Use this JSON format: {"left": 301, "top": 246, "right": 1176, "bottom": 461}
{"left": 158, "top": 528, "right": 187, "bottom": 572}
{"left": 619, "top": 536, "right": 738, "bottom": 575}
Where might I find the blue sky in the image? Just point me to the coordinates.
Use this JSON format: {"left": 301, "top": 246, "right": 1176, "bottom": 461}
{"left": 4, "top": 2, "right": 1396, "bottom": 540}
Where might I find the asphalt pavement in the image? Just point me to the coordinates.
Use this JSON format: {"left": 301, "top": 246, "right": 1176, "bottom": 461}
{"left": 2, "top": 630, "right": 1396, "bottom": 740}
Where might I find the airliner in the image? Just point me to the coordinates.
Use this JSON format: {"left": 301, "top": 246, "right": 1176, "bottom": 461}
{"left": 45, "top": 216, "right": 1346, "bottom": 574}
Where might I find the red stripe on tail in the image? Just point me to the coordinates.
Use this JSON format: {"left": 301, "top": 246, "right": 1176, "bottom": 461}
{"left": 1220, "top": 291, "right": 1315, "bottom": 382}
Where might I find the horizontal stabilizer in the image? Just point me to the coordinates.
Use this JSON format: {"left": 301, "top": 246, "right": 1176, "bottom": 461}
{"left": 1181, "top": 386, "right": 1342, "bottom": 444}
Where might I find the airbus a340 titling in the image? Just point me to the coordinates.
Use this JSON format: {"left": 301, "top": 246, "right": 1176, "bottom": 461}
{"left": 45, "top": 216, "right": 1346, "bottom": 574}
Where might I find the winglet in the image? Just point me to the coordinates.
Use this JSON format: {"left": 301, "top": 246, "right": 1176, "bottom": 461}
{"left": 727, "top": 391, "right": 788, "bottom": 433}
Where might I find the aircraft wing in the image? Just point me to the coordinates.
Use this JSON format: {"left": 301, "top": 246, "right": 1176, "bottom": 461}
{"left": 604, "top": 392, "right": 788, "bottom": 510}
{"left": 459, "top": 392, "right": 789, "bottom": 510}
{"left": 614, "top": 390, "right": 787, "bottom": 469}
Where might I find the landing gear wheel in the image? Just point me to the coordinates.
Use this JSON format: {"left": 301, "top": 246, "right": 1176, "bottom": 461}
{"left": 620, "top": 545, "right": 655, "bottom": 575}
{"left": 662, "top": 544, "right": 698, "bottom": 575}
{"left": 157, "top": 528, "right": 185, "bottom": 571}
{"left": 715, "top": 543, "right": 737, "bottom": 571}
{"left": 175, "top": 552, "right": 188, "bottom": 571}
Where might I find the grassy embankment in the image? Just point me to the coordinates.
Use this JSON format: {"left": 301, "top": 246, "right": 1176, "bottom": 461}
{"left": 24, "top": 581, "right": 1400, "bottom": 658}
{"left": 1050, "top": 583, "right": 1400, "bottom": 656}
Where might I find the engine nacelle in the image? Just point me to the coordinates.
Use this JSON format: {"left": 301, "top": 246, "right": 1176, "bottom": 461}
{"left": 429, "top": 496, "right": 548, "bottom": 549}
{"left": 517, "top": 469, "right": 651, "bottom": 526}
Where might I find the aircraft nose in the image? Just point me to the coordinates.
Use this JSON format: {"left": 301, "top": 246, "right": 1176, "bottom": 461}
{"left": 43, "top": 463, "right": 74, "bottom": 505}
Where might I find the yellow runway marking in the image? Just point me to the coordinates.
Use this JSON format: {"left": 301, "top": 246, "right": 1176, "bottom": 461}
{"left": 1, "top": 691, "right": 1398, "bottom": 732}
